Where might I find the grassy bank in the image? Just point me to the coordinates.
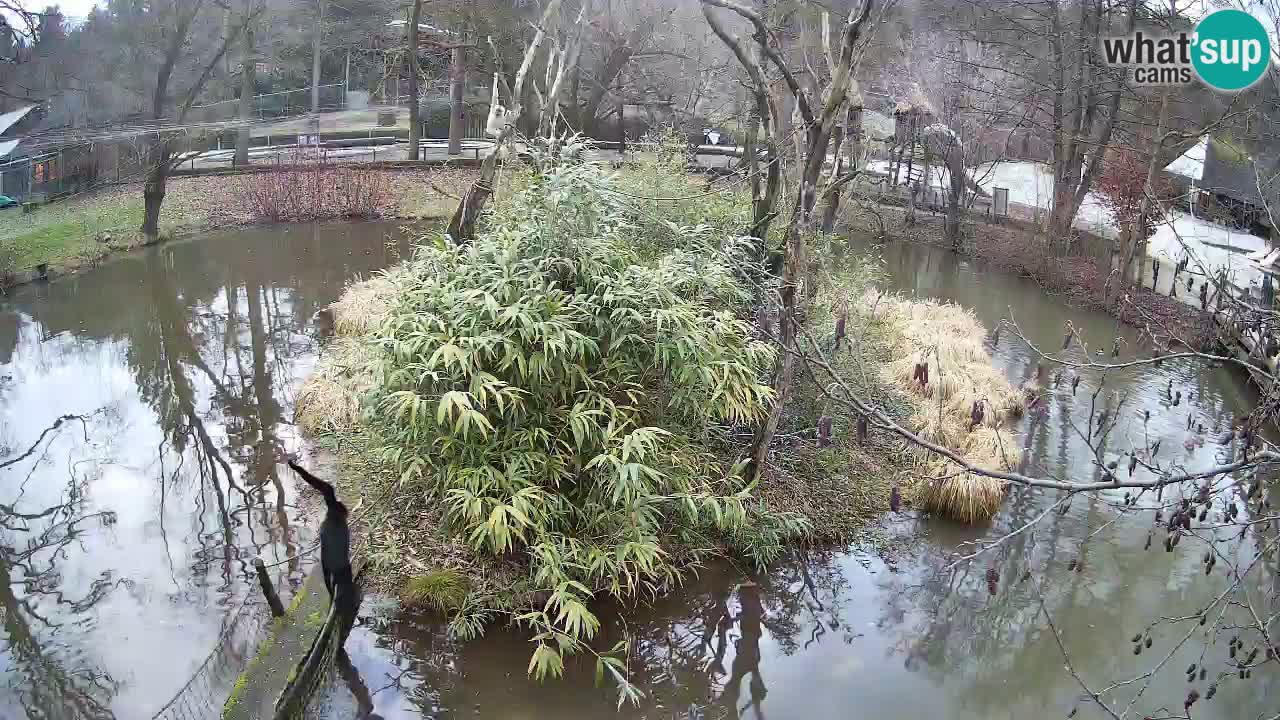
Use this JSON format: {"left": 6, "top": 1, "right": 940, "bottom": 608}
{"left": 0, "top": 168, "right": 476, "bottom": 283}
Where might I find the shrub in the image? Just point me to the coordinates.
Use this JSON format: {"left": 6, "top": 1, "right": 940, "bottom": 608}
{"left": 233, "top": 163, "right": 392, "bottom": 222}
{"left": 366, "top": 142, "right": 801, "bottom": 684}
{"left": 1096, "top": 147, "right": 1172, "bottom": 241}
{"left": 614, "top": 126, "right": 752, "bottom": 258}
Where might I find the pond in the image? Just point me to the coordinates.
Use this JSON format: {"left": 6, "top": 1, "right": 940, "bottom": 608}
{"left": 312, "top": 239, "right": 1277, "bottom": 720}
{"left": 0, "top": 221, "right": 413, "bottom": 719}
{"left": 0, "top": 225, "right": 1274, "bottom": 720}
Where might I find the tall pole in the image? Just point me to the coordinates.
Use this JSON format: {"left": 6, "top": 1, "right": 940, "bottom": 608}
{"left": 447, "top": 44, "right": 465, "bottom": 155}
{"left": 344, "top": 48, "right": 350, "bottom": 107}
{"left": 407, "top": 1, "right": 422, "bottom": 159}
{"left": 310, "top": 0, "right": 325, "bottom": 122}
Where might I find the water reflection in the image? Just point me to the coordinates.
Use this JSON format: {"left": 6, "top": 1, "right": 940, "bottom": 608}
{"left": 322, "top": 239, "right": 1276, "bottom": 720}
{"left": 0, "top": 221, "right": 412, "bottom": 718}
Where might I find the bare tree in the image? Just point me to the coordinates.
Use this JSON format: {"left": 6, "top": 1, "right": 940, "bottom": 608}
{"left": 445, "top": 0, "right": 572, "bottom": 241}
{"left": 140, "top": 0, "right": 259, "bottom": 237}
{"left": 701, "top": 0, "right": 876, "bottom": 479}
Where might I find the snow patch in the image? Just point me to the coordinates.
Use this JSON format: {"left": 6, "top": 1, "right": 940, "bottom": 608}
{"left": 0, "top": 105, "right": 36, "bottom": 136}
{"left": 1164, "top": 136, "right": 1207, "bottom": 181}
{"left": 1147, "top": 211, "right": 1270, "bottom": 290}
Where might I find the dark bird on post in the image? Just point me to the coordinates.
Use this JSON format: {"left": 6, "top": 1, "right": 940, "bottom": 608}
{"left": 834, "top": 312, "right": 847, "bottom": 350}
{"left": 818, "top": 415, "right": 833, "bottom": 447}
{"left": 889, "top": 485, "right": 901, "bottom": 512}
{"left": 857, "top": 414, "right": 869, "bottom": 445}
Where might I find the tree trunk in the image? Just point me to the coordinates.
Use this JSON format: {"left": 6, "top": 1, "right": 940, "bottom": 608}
{"left": 407, "top": 1, "right": 422, "bottom": 160}
{"left": 748, "top": 219, "right": 803, "bottom": 479}
{"left": 311, "top": 0, "right": 324, "bottom": 115}
{"left": 1110, "top": 85, "right": 1171, "bottom": 307}
{"left": 447, "top": 128, "right": 507, "bottom": 241}
{"left": 820, "top": 101, "right": 860, "bottom": 233}
{"left": 748, "top": 121, "right": 836, "bottom": 478}
{"left": 448, "top": 45, "right": 465, "bottom": 155}
{"left": 235, "top": 19, "right": 255, "bottom": 166}
{"left": 944, "top": 144, "right": 966, "bottom": 250}
{"left": 819, "top": 120, "right": 846, "bottom": 234}
{"left": 568, "top": 63, "right": 581, "bottom": 131}
{"left": 141, "top": 140, "right": 170, "bottom": 237}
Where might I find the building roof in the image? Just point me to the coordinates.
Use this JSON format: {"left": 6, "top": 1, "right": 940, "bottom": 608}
{"left": 0, "top": 105, "right": 37, "bottom": 136}
{"left": 1198, "top": 136, "right": 1278, "bottom": 209}
{"left": 1164, "top": 135, "right": 1206, "bottom": 181}
{"left": 0, "top": 139, "right": 19, "bottom": 160}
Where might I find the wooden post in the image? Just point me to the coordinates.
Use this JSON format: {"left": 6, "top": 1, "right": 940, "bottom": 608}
{"left": 254, "top": 558, "right": 286, "bottom": 617}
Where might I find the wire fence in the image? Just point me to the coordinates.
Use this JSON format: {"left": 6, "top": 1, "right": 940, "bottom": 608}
{"left": 189, "top": 84, "right": 348, "bottom": 124}
{"left": 149, "top": 596, "right": 275, "bottom": 720}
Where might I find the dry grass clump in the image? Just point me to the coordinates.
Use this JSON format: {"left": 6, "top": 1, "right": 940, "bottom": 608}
{"left": 295, "top": 273, "right": 399, "bottom": 434}
{"left": 915, "top": 468, "right": 1009, "bottom": 524}
{"left": 867, "top": 291, "right": 1019, "bottom": 522}
{"left": 295, "top": 337, "right": 382, "bottom": 434}
{"left": 329, "top": 276, "right": 396, "bottom": 336}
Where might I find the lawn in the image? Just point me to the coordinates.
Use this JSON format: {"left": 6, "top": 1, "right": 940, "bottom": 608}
{"left": 0, "top": 193, "right": 152, "bottom": 269}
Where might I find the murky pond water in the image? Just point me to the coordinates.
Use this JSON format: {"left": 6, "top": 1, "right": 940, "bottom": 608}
{"left": 0, "top": 221, "right": 412, "bottom": 719}
{"left": 313, "top": 240, "right": 1278, "bottom": 720}
{"left": 1, "top": 224, "right": 1274, "bottom": 720}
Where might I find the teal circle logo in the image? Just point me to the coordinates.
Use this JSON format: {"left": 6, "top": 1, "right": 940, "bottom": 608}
{"left": 1193, "top": 9, "right": 1271, "bottom": 91}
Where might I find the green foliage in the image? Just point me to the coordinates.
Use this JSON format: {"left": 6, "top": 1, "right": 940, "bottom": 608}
{"left": 403, "top": 570, "right": 470, "bottom": 613}
{"left": 366, "top": 141, "right": 797, "bottom": 694}
{"left": 614, "top": 126, "right": 753, "bottom": 259}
